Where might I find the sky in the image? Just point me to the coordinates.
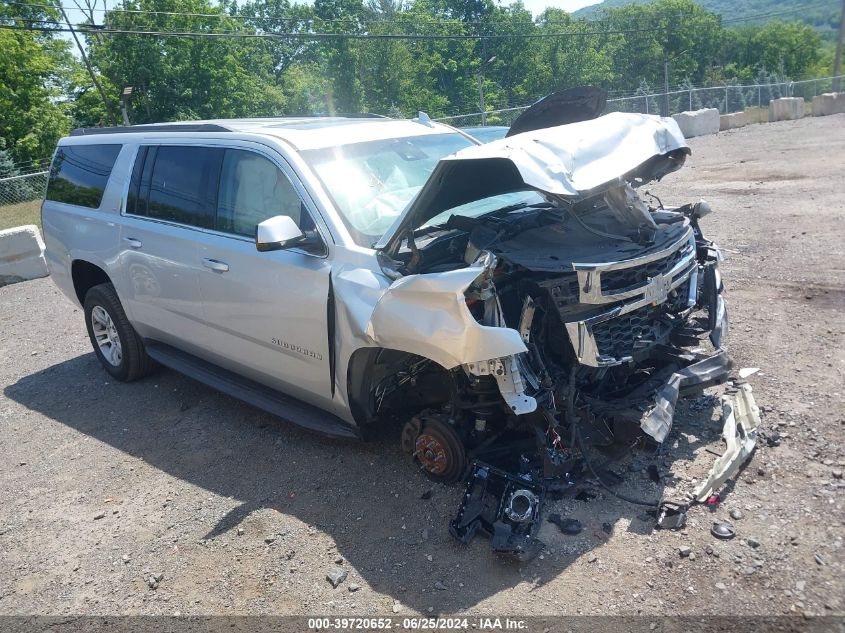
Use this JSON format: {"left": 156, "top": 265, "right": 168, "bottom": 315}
{"left": 523, "top": 0, "right": 603, "bottom": 15}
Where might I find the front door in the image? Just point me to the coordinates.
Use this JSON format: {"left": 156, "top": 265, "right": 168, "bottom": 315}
{"left": 192, "top": 146, "right": 334, "bottom": 408}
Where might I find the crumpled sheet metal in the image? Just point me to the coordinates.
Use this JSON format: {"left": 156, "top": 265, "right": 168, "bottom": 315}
{"left": 693, "top": 383, "right": 761, "bottom": 503}
{"left": 376, "top": 113, "right": 690, "bottom": 251}
{"left": 366, "top": 264, "right": 527, "bottom": 370}
{"left": 640, "top": 351, "right": 733, "bottom": 443}
{"left": 443, "top": 112, "right": 688, "bottom": 197}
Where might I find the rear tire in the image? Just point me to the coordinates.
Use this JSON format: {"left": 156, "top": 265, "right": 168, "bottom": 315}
{"left": 83, "top": 283, "right": 156, "bottom": 382}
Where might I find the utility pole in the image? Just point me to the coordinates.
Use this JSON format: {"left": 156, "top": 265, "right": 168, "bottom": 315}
{"left": 479, "top": 75, "right": 486, "bottom": 126}
{"left": 661, "top": 50, "right": 687, "bottom": 116}
{"left": 834, "top": 0, "right": 844, "bottom": 91}
{"left": 478, "top": 49, "right": 495, "bottom": 126}
{"left": 59, "top": 5, "right": 118, "bottom": 125}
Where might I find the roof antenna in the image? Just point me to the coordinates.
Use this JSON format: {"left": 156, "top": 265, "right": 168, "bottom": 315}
{"left": 415, "top": 111, "right": 434, "bottom": 128}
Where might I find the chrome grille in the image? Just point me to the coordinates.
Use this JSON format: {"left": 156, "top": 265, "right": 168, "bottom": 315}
{"left": 590, "top": 304, "right": 665, "bottom": 360}
{"left": 562, "top": 228, "right": 700, "bottom": 367}
{"left": 600, "top": 246, "right": 689, "bottom": 295}
{"left": 572, "top": 228, "right": 696, "bottom": 306}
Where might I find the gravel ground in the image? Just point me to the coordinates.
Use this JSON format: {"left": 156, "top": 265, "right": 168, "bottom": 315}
{"left": 1, "top": 115, "right": 843, "bottom": 618}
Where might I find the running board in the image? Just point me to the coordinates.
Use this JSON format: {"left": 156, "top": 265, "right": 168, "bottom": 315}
{"left": 145, "top": 342, "right": 359, "bottom": 439}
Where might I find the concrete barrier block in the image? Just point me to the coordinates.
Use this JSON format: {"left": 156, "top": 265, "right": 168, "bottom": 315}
{"left": 0, "top": 224, "right": 49, "bottom": 287}
{"left": 720, "top": 112, "right": 748, "bottom": 131}
{"left": 812, "top": 92, "right": 845, "bottom": 116}
{"left": 768, "top": 97, "right": 804, "bottom": 122}
{"left": 672, "top": 108, "right": 720, "bottom": 138}
{"left": 744, "top": 107, "right": 768, "bottom": 124}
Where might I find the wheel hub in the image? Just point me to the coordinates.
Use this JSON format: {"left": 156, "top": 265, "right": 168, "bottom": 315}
{"left": 414, "top": 433, "right": 449, "bottom": 475}
{"left": 90, "top": 305, "right": 123, "bottom": 367}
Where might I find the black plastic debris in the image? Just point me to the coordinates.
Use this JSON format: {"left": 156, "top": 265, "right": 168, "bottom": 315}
{"left": 450, "top": 461, "right": 545, "bottom": 562}
{"left": 547, "top": 514, "right": 583, "bottom": 535}
{"left": 647, "top": 464, "right": 661, "bottom": 484}
{"left": 711, "top": 521, "right": 736, "bottom": 540}
{"left": 601, "top": 522, "right": 613, "bottom": 535}
{"left": 655, "top": 501, "right": 687, "bottom": 530}
{"left": 762, "top": 429, "right": 782, "bottom": 447}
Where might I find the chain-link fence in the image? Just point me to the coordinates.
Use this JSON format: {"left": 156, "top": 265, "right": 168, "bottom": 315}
{"left": 0, "top": 169, "right": 48, "bottom": 208}
{"left": 435, "top": 74, "right": 845, "bottom": 128}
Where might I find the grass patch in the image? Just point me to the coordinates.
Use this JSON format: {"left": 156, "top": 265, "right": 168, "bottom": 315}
{"left": 0, "top": 200, "right": 42, "bottom": 231}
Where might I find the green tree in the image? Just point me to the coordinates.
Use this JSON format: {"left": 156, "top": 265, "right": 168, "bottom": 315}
{"left": 0, "top": 1, "right": 73, "bottom": 163}
{"left": 519, "top": 9, "right": 614, "bottom": 102}
{"left": 313, "top": 0, "right": 366, "bottom": 113}
{"left": 87, "top": 0, "right": 286, "bottom": 123}
{"left": 748, "top": 22, "right": 823, "bottom": 78}
{"left": 599, "top": 0, "right": 723, "bottom": 92}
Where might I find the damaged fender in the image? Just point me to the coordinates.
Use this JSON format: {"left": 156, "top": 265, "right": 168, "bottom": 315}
{"left": 366, "top": 263, "right": 527, "bottom": 370}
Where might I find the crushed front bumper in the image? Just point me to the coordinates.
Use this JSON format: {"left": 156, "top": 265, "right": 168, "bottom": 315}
{"left": 692, "top": 383, "right": 761, "bottom": 502}
{"left": 640, "top": 349, "right": 733, "bottom": 443}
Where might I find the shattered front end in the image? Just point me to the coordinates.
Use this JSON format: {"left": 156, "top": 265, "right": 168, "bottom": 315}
{"left": 366, "top": 111, "right": 760, "bottom": 559}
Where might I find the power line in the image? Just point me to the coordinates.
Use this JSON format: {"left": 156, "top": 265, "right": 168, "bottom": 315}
{"left": 2, "top": 1, "right": 699, "bottom": 28}
{"left": 1, "top": 21, "right": 676, "bottom": 40}
{"left": 1, "top": 1, "right": 831, "bottom": 43}
{"left": 3, "top": 0, "right": 833, "bottom": 30}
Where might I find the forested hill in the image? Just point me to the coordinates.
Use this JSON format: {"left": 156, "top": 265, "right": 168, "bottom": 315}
{"left": 576, "top": 0, "right": 841, "bottom": 39}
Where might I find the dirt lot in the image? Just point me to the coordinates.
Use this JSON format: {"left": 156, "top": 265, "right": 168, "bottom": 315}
{"left": 1, "top": 115, "right": 843, "bottom": 618}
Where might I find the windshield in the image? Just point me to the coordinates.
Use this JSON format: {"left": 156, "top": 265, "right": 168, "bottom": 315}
{"left": 461, "top": 127, "right": 509, "bottom": 144}
{"left": 423, "top": 191, "right": 548, "bottom": 228}
{"left": 301, "top": 133, "right": 474, "bottom": 247}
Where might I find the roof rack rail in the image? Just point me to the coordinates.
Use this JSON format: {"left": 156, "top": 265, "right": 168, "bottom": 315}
{"left": 70, "top": 123, "right": 232, "bottom": 136}
{"left": 305, "top": 112, "right": 389, "bottom": 119}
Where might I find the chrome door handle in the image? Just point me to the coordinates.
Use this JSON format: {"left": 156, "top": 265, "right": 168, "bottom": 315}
{"left": 202, "top": 258, "right": 229, "bottom": 273}
{"left": 123, "top": 237, "right": 143, "bottom": 249}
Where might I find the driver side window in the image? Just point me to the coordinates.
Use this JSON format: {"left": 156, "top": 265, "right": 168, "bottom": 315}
{"left": 216, "top": 149, "right": 314, "bottom": 237}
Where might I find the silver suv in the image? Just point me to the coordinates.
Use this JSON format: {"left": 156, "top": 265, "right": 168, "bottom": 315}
{"left": 42, "top": 108, "right": 734, "bottom": 502}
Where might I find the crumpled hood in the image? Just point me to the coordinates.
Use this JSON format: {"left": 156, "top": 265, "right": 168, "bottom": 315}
{"left": 376, "top": 112, "right": 689, "bottom": 252}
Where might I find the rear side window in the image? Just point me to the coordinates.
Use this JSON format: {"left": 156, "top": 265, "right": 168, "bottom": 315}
{"left": 46, "top": 144, "right": 121, "bottom": 208}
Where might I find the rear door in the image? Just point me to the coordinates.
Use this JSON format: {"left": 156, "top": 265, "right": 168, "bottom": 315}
{"left": 192, "top": 144, "right": 334, "bottom": 408}
{"left": 118, "top": 144, "right": 222, "bottom": 354}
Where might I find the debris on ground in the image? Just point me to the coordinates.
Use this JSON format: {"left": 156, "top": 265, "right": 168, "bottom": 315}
{"left": 326, "top": 567, "right": 348, "bottom": 588}
{"left": 547, "top": 514, "right": 583, "bottom": 535}
{"left": 450, "top": 462, "right": 545, "bottom": 561}
{"left": 655, "top": 502, "right": 687, "bottom": 530}
{"left": 711, "top": 522, "right": 736, "bottom": 540}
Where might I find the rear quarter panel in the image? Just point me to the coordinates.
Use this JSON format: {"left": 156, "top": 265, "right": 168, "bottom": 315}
{"left": 42, "top": 143, "right": 135, "bottom": 308}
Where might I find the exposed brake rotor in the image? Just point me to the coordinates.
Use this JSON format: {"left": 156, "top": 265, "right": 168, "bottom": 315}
{"left": 401, "top": 411, "right": 467, "bottom": 483}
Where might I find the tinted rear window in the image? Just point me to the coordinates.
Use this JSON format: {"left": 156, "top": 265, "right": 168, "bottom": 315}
{"left": 46, "top": 144, "right": 121, "bottom": 208}
{"left": 144, "top": 146, "right": 223, "bottom": 228}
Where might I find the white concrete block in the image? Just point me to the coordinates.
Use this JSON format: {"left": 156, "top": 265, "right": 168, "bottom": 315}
{"left": 812, "top": 92, "right": 845, "bottom": 116}
{"left": 672, "top": 108, "right": 720, "bottom": 138}
{"left": 720, "top": 112, "right": 748, "bottom": 131}
{"left": 0, "top": 224, "right": 48, "bottom": 287}
{"left": 768, "top": 97, "right": 804, "bottom": 122}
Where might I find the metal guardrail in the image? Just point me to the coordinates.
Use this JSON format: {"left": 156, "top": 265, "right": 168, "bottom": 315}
{"left": 435, "top": 75, "right": 845, "bottom": 127}
{"left": 0, "top": 171, "right": 48, "bottom": 208}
